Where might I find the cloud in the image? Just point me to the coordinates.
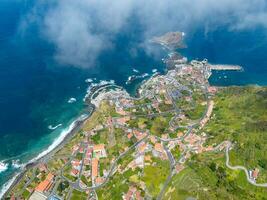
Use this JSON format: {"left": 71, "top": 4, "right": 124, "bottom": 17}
{"left": 21, "top": 0, "right": 267, "bottom": 68}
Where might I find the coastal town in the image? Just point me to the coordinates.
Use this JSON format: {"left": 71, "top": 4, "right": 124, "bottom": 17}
{"left": 3, "top": 32, "right": 267, "bottom": 200}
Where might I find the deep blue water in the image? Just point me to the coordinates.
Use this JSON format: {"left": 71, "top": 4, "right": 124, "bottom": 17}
{"left": 0, "top": 0, "right": 165, "bottom": 189}
{"left": 0, "top": 0, "right": 267, "bottom": 193}
{"left": 182, "top": 26, "right": 267, "bottom": 86}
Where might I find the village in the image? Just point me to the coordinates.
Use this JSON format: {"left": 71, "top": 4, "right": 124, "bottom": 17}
{"left": 5, "top": 58, "right": 261, "bottom": 200}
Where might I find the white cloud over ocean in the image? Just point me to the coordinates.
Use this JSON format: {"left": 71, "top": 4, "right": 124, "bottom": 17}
{"left": 20, "top": 0, "right": 267, "bottom": 68}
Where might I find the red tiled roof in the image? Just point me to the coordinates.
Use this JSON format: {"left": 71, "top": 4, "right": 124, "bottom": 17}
{"left": 92, "top": 158, "right": 99, "bottom": 178}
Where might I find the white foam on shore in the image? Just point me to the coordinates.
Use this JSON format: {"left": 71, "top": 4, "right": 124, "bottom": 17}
{"left": 0, "top": 113, "right": 89, "bottom": 198}
{"left": 83, "top": 80, "right": 115, "bottom": 102}
{"left": 11, "top": 160, "right": 22, "bottom": 169}
{"left": 30, "top": 114, "right": 88, "bottom": 163}
{"left": 0, "top": 173, "right": 19, "bottom": 199}
{"left": 0, "top": 161, "right": 8, "bottom": 174}
{"left": 1, "top": 79, "right": 115, "bottom": 197}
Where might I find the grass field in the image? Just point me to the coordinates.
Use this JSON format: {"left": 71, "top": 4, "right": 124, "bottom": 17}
{"left": 70, "top": 190, "right": 88, "bottom": 200}
{"left": 204, "top": 86, "right": 267, "bottom": 181}
{"left": 142, "top": 157, "right": 170, "bottom": 198}
{"left": 163, "top": 86, "right": 267, "bottom": 200}
{"left": 164, "top": 151, "right": 267, "bottom": 200}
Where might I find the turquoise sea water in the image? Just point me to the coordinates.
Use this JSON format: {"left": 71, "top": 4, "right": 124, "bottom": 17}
{"left": 0, "top": 0, "right": 267, "bottom": 193}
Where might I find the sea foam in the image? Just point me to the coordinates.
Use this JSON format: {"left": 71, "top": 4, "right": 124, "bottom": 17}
{"left": 48, "top": 123, "right": 62, "bottom": 130}
{"left": 0, "top": 114, "right": 89, "bottom": 198}
{"left": 30, "top": 114, "right": 88, "bottom": 163}
{"left": 0, "top": 173, "right": 19, "bottom": 199}
{"left": 83, "top": 80, "right": 115, "bottom": 102}
{"left": 0, "top": 161, "right": 8, "bottom": 174}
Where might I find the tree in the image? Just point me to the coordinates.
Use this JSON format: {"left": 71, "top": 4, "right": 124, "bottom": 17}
{"left": 258, "top": 159, "right": 267, "bottom": 170}
{"left": 209, "top": 162, "right": 217, "bottom": 172}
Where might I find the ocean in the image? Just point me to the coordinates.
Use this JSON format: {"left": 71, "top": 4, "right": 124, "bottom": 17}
{"left": 0, "top": 0, "right": 267, "bottom": 195}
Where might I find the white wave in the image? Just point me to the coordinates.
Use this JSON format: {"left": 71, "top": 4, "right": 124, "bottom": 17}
{"left": 126, "top": 73, "right": 150, "bottom": 84}
{"left": 11, "top": 160, "right": 22, "bottom": 169}
{"left": 0, "top": 114, "right": 88, "bottom": 198}
{"left": 31, "top": 114, "right": 88, "bottom": 163}
{"left": 133, "top": 68, "right": 139, "bottom": 73}
{"left": 152, "top": 69, "right": 158, "bottom": 73}
{"left": 0, "top": 161, "right": 8, "bottom": 174}
{"left": 83, "top": 80, "right": 115, "bottom": 102}
{"left": 68, "top": 97, "right": 77, "bottom": 104}
{"left": 0, "top": 173, "right": 19, "bottom": 199}
{"left": 85, "top": 78, "right": 93, "bottom": 83}
{"left": 126, "top": 75, "right": 136, "bottom": 85}
{"left": 48, "top": 124, "right": 62, "bottom": 130}
{"left": 141, "top": 73, "right": 149, "bottom": 78}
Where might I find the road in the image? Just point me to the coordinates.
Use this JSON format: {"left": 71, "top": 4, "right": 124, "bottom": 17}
{"left": 156, "top": 142, "right": 176, "bottom": 200}
{"left": 82, "top": 135, "right": 149, "bottom": 191}
{"left": 225, "top": 142, "right": 267, "bottom": 187}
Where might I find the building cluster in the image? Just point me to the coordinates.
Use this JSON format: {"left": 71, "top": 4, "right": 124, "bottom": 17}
{"left": 8, "top": 54, "right": 239, "bottom": 200}
{"left": 69, "top": 141, "right": 108, "bottom": 187}
{"left": 21, "top": 164, "right": 59, "bottom": 200}
{"left": 123, "top": 186, "right": 143, "bottom": 200}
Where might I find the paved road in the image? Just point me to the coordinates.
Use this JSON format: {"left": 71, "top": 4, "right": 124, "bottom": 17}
{"left": 82, "top": 135, "right": 149, "bottom": 191}
{"left": 156, "top": 142, "right": 176, "bottom": 200}
{"left": 225, "top": 143, "right": 267, "bottom": 187}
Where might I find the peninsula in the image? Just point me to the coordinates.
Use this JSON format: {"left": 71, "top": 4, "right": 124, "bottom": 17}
{"left": 150, "top": 31, "right": 186, "bottom": 50}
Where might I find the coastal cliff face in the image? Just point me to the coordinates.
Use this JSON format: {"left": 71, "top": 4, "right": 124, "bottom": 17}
{"left": 4, "top": 45, "right": 267, "bottom": 199}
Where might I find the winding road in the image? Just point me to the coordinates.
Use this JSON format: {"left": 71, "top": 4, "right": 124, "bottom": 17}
{"left": 225, "top": 142, "right": 267, "bottom": 187}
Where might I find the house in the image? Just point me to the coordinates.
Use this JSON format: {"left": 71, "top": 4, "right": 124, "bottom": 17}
{"left": 71, "top": 160, "right": 81, "bottom": 170}
{"left": 79, "top": 146, "right": 84, "bottom": 153}
{"left": 123, "top": 186, "right": 143, "bottom": 200}
{"left": 150, "top": 135, "right": 157, "bottom": 144}
{"left": 138, "top": 142, "right": 147, "bottom": 154}
{"left": 72, "top": 145, "right": 79, "bottom": 155}
{"left": 86, "top": 147, "right": 93, "bottom": 159}
{"left": 95, "top": 124, "right": 104, "bottom": 131}
{"left": 133, "top": 130, "right": 146, "bottom": 140}
{"left": 115, "top": 116, "right": 130, "bottom": 126}
{"left": 208, "top": 86, "right": 217, "bottom": 94}
{"left": 116, "top": 107, "right": 127, "bottom": 115}
{"left": 95, "top": 177, "right": 104, "bottom": 185}
{"left": 153, "top": 143, "right": 167, "bottom": 159}
{"left": 154, "top": 143, "right": 164, "bottom": 154}
{"left": 252, "top": 168, "right": 259, "bottom": 180}
{"left": 144, "top": 155, "right": 152, "bottom": 163}
{"left": 177, "top": 131, "right": 183, "bottom": 137}
{"left": 92, "top": 158, "right": 99, "bottom": 180}
{"left": 127, "top": 133, "right": 133, "bottom": 139}
{"left": 161, "top": 134, "right": 168, "bottom": 139}
{"left": 71, "top": 169, "right": 79, "bottom": 177}
{"left": 175, "top": 164, "right": 185, "bottom": 173}
{"left": 93, "top": 144, "right": 107, "bottom": 158}
{"left": 38, "top": 163, "right": 47, "bottom": 173}
{"left": 124, "top": 187, "right": 136, "bottom": 200}
{"left": 35, "top": 173, "right": 54, "bottom": 193}
{"left": 164, "top": 95, "right": 172, "bottom": 105}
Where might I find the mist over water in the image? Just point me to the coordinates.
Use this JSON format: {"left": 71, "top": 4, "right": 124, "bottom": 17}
{"left": 0, "top": 0, "right": 267, "bottom": 192}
